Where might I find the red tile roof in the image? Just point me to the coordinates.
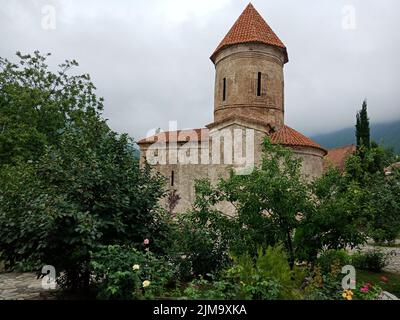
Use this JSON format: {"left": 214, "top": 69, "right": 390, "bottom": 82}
{"left": 270, "top": 125, "right": 327, "bottom": 154}
{"left": 137, "top": 128, "right": 208, "bottom": 144}
{"left": 139, "top": 125, "right": 327, "bottom": 156}
{"left": 324, "top": 144, "right": 356, "bottom": 172}
{"left": 211, "top": 3, "right": 288, "bottom": 63}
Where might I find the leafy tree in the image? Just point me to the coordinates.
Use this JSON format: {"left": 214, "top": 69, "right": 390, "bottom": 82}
{"left": 367, "top": 170, "right": 400, "bottom": 243}
{"left": 347, "top": 110, "right": 399, "bottom": 243}
{"left": 356, "top": 100, "right": 370, "bottom": 150}
{"left": 0, "top": 128, "right": 169, "bottom": 289}
{"left": 0, "top": 52, "right": 170, "bottom": 290}
{"left": 0, "top": 51, "right": 104, "bottom": 165}
{"left": 189, "top": 139, "right": 313, "bottom": 269}
{"left": 295, "top": 168, "right": 369, "bottom": 262}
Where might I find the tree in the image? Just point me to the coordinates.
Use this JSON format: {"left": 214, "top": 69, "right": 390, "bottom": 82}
{"left": 356, "top": 100, "right": 371, "bottom": 150}
{"left": 295, "top": 168, "right": 369, "bottom": 262}
{"left": 0, "top": 51, "right": 105, "bottom": 165}
{"left": 190, "top": 139, "right": 313, "bottom": 269}
{"left": 0, "top": 52, "right": 170, "bottom": 290}
{"left": 368, "top": 170, "right": 400, "bottom": 243}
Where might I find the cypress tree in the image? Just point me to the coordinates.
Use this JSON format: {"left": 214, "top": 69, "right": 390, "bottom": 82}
{"left": 355, "top": 100, "right": 370, "bottom": 149}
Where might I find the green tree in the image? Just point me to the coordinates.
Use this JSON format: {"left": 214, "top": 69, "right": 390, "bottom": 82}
{"left": 0, "top": 52, "right": 169, "bottom": 290}
{"left": 0, "top": 51, "right": 105, "bottom": 165}
{"left": 295, "top": 168, "right": 369, "bottom": 262}
{"left": 356, "top": 100, "right": 371, "bottom": 150}
{"left": 190, "top": 139, "right": 313, "bottom": 269}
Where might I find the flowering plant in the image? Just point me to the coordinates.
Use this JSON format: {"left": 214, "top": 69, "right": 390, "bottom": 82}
{"left": 342, "top": 289, "right": 354, "bottom": 300}
{"left": 90, "top": 244, "right": 176, "bottom": 299}
{"left": 354, "top": 282, "right": 383, "bottom": 300}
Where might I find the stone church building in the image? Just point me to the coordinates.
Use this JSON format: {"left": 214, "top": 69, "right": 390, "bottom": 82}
{"left": 138, "top": 3, "right": 328, "bottom": 214}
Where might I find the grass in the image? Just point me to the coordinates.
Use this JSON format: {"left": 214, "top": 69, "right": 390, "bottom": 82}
{"left": 357, "top": 269, "right": 400, "bottom": 297}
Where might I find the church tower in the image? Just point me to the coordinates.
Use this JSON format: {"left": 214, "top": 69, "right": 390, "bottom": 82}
{"left": 209, "top": 3, "right": 288, "bottom": 133}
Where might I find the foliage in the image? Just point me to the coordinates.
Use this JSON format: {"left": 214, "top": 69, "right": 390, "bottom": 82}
{"left": 0, "top": 51, "right": 105, "bottom": 165}
{"left": 353, "top": 282, "right": 382, "bottom": 300}
{"left": 351, "top": 250, "right": 389, "bottom": 272}
{"left": 356, "top": 100, "right": 371, "bottom": 150}
{"left": 0, "top": 52, "right": 170, "bottom": 291}
{"left": 190, "top": 139, "right": 313, "bottom": 268}
{"left": 316, "top": 250, "right": 351, "bottom": 274}
{"left": 367, "top": 170, "right": 400, "bottom": 243}
{"left": 225, "top": 245, "right": 304, "bottom": 299}
{"left": 182, "top": 276, "right": 243, "bottom": 300}
{"left": 183, "top": 245, "right": 304, "bottom": 300}
{"left": 90, "top": 245, "right": 176, "bottom": 300}
{"left": 346, "top": 143, "right": 396, "bottom": 183}
{"left": 172, "top": 205, "right": 231, "bottom": 279}
{"left": 295, "top": 168, "right": 369, "bottom": 262}
{"left": 357, "top": 270, "right": 400, "bottom": 298}
{"left": 304, "top": 263, "right": 344, "bottom": 300}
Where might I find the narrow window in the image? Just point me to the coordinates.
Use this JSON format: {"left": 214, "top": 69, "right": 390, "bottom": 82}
{"left": 222, "top": 78, "right": 226, "bottom": 101}
{"left": 171, "top": 170, "right": 175, "bottom": 187}
{"left": 257, "top": 72, "right": 262, "bottom": 96}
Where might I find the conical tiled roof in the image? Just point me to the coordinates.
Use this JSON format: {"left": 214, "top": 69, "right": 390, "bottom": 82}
{"left": 211, "top": 3, "right": 288, "bottom": 63}
{"left": 270, "top": 125, "right": 327, "bottom": 155}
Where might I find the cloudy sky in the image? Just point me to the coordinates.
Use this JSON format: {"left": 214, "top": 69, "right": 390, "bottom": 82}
{"left": 1, "top": 0, "right": 399, "bottom": 140}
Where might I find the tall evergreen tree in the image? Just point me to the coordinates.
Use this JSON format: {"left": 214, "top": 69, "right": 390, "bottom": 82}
{"left": 356, "top": 100, "right": 370, "bottom": 149}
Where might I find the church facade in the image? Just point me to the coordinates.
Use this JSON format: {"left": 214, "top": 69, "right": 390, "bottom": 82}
{"left": 138, "top": 4, "right": 327, "bottom": 214}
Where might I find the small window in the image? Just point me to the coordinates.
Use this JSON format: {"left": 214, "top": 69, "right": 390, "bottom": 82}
{"left": 171, "top": 170, "right": 175, "bottom": 187}
{"left": 222, "top": 78, "right": 226, "bottom": 101}
{"left": 257, "top": 72, "right": 262, "bottom": 96}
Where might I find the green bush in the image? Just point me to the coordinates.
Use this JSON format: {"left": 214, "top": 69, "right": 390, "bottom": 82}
{"left": 90, "top": 245, "right": 176, "bottom": 299}
{"left": 183, "top": 275, "right": 280, "bottom": 300}
{"left": 351, "top": 250, "right": 389, "bottom": 272}
{"left": 183, "top": 245, "right": 305, "bottom": 300}
{"left": 0, "top": 52, "right": 171, "bottom": 291}
{"left": 354, "top": 282, "right": 383, "bottom": 300}
{"left": 0, "top": 130, "right": 169, "bottom": 290}
{"left": 172, "top": 209, "right": 230, "bottom": 280}
{"left": 304, "top": 264, "right": 344, "bottom": 300}
{"left": 317, "top": 249, "right": 351, "bottom": 273}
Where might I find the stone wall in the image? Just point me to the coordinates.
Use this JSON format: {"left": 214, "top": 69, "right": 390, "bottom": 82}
{"left": 140, "top": 125, "right": 325, "bottom": 215}
{"left": 213, "top": 43, "right": 286, "bottom": 130}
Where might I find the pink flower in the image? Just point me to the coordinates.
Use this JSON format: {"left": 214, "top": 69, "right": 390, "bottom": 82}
{"left": 360, "top": 286, "right": 369, "bottom": 293}
{"left": 144, "top": 239, "right": 150, "bottom": 245}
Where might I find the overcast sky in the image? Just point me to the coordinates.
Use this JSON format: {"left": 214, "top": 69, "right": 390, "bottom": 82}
{"left": 1, "top": 0, "right": 399, "bottom": 140}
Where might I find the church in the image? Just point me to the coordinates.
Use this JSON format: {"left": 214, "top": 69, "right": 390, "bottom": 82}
{"left": 138, "top": 3, "right": 329, "bottom": 214}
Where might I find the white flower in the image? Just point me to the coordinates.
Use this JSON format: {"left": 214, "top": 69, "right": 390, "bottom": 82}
{"left": 142, "top": 280, "right": 151, "bottom": 288}
{"left": 132, "top": 264, "right": 140, "bottom": 271}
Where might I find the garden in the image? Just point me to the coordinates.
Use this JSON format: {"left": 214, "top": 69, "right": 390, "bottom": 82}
{"left": 0, "top": 52, "right": 399, "bottom": 301}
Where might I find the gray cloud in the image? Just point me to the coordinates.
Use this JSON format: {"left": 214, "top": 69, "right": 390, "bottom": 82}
{"left": 1, "top": 0, "right": 399, "bottom": 140}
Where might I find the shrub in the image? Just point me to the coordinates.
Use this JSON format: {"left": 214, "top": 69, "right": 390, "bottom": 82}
{"left": 225, "top": 245, "right": 304, "bottom": 300}
{"left": 304, "top": 263, "right": 344, "bottom": 300}
{"left": 182, "top": 244, "right": 304, "bottom": 300}
{"left": 351, "top": 250, "right": 389, "bottom": 272}
{"left": 317, "top": 249, "right": 351, "bottom": 274}
{"left": 354, "top": 282, "right": 382, "bottom": 300}
{"left": 90, "top": 245, "right": 176, "bottom": 299}
{"left": 173, "top": 208, "right": 230, "bottom": 280}
{"left": 183, "top": 275, "right": 281, "bottom": 300}
{"left": 0, "top": 52, "right": 170, "bottom": 291}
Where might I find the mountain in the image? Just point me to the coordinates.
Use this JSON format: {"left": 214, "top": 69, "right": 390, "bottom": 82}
{"left": 311, "top": 120, "right": 400, "bottom": 153}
